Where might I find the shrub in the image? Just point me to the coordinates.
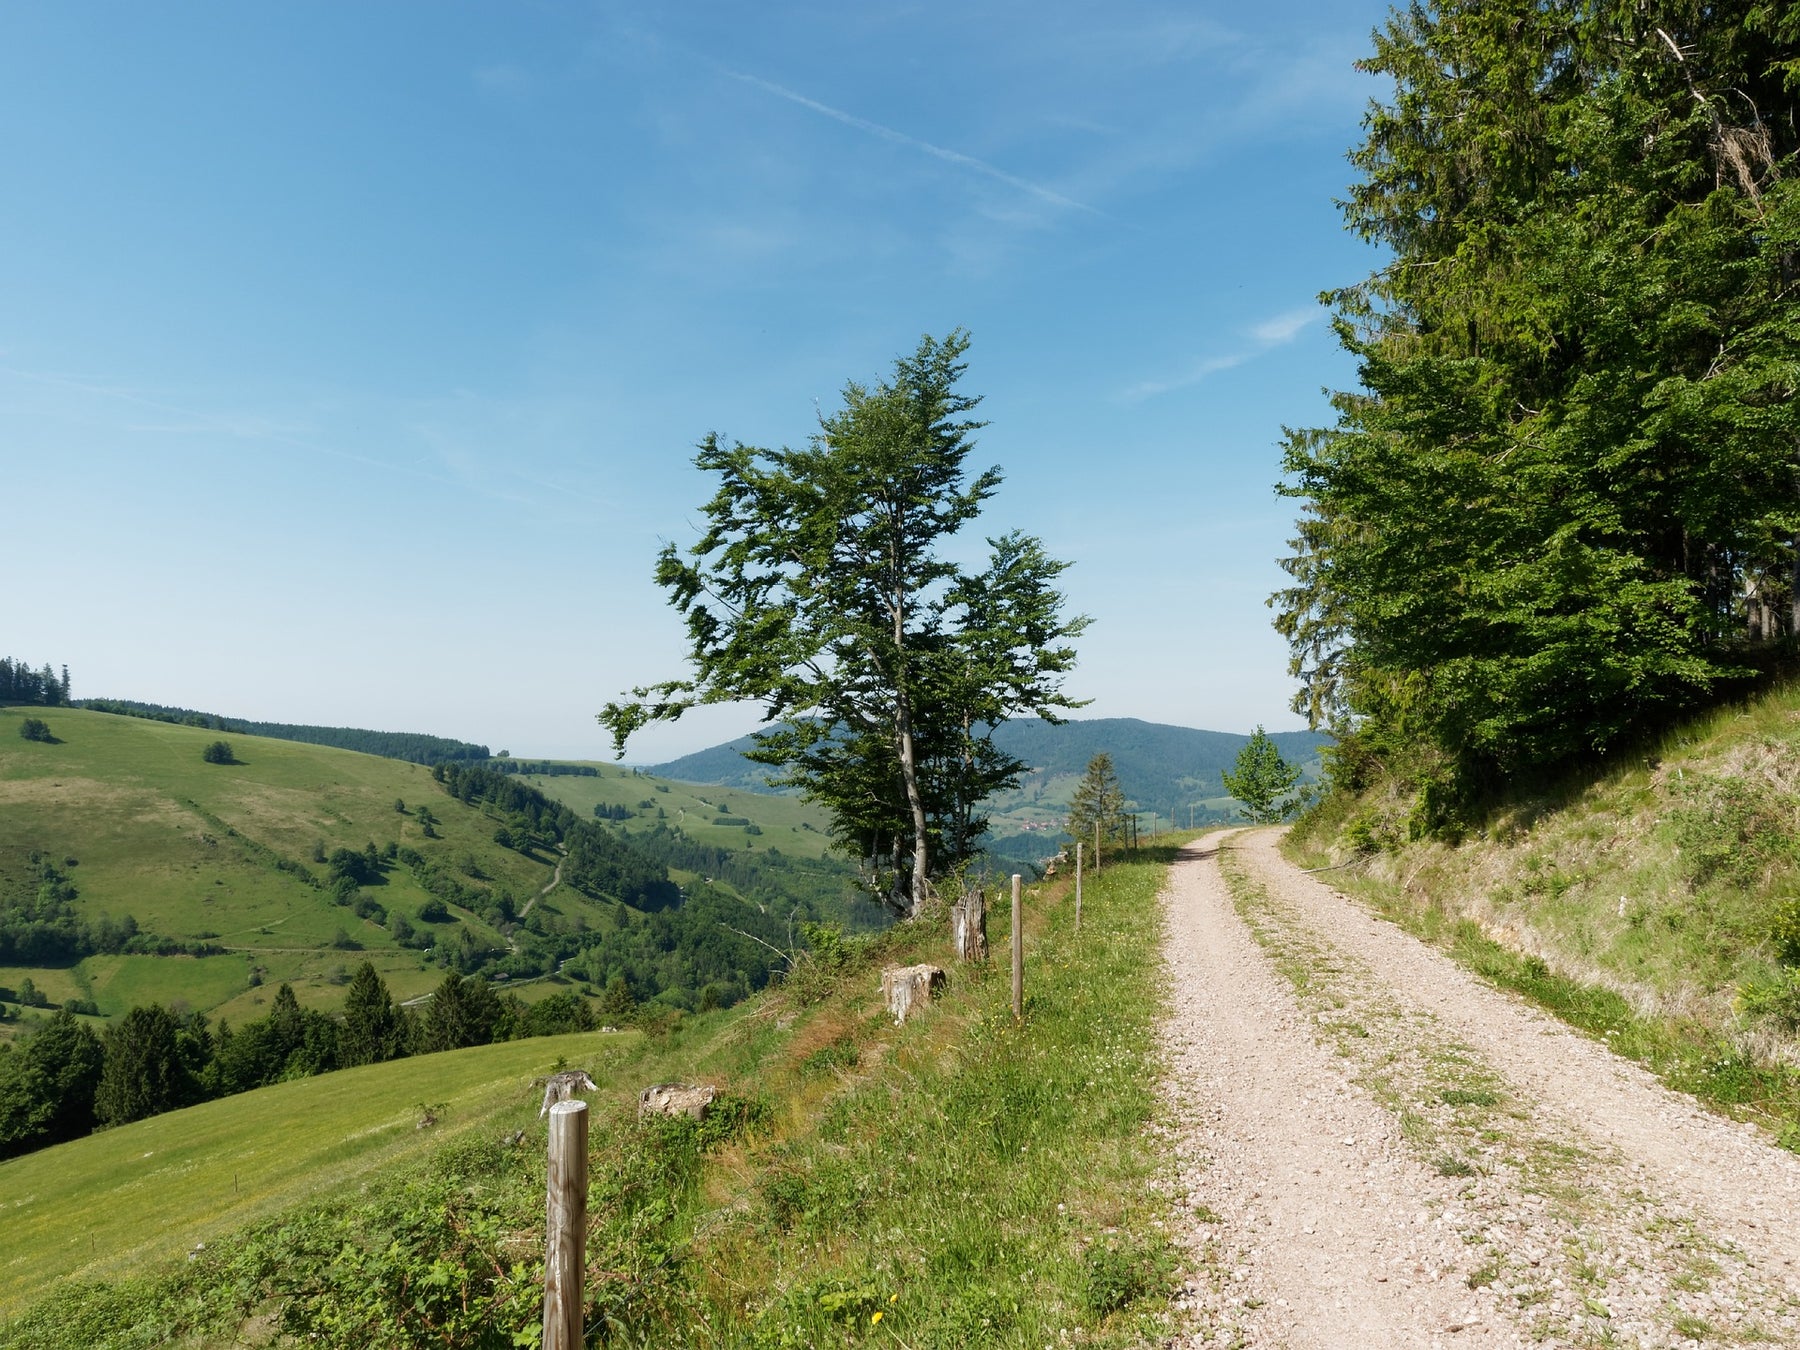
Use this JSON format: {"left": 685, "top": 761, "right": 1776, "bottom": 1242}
{"left": 18, "top": 717, "right": 52, "bottom": 742}
{"left": 1081, "top": 1236, "right": 1172, "bottom": 1317}
{"left": 1740, "top": 970, "right": 1800, "bottom": 1034}
{"left": 1771, "top": 898, "right": 1800, "bottom": 965}
{"left": 201, "top": 740, "right": 237, "bottom": 765}
{"left": 1671, "top": 776, "right": 1795, "bottom": 887}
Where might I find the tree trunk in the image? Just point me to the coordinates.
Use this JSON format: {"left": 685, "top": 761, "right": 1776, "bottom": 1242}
{"left": 881, "top": 963, "right": 945, "bottom": 1023}
{"left": 895, "top": 704, "right": 930, "bottom": 918}
{"left": 951, "top": 888, "right": 988, "bottom": 963}
{"left": 1790, "top": 533, "right": 1799, "bottom": 637}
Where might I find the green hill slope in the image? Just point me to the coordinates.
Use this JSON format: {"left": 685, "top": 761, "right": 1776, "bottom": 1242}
{"left": 0, "top": 710, "right": 866, "bottom": 1040}
{"left": 0, "top": 707, "right": 548, "bottom": 1029}
{"left": 507, "top": 760, "right": 837, "bottom": 859}
{"left": 1287, "top": 676, "right": 1800, "bottom": 1139}
{"left": 0, "top": 1028, "right": 631, "bottom": 1309}
{"left": 0, "top": 844, "right": 1184, "bottom": 1348}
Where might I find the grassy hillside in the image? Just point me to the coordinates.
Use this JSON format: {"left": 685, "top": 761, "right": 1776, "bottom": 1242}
{"left": 0, "top": 1028, "right": 635, "bottom": 1308}
{"left": 1286, "top": 676, "right": 1800, "bottom": 1140}
{"left": 1, "top": 841, "right": 1188, "bottom": 1348}
{"left": 513, "top": 761, "right": 837, "bottom": 860}
{"left": 0, "top": 707, "right": 556, "bottom": 1031}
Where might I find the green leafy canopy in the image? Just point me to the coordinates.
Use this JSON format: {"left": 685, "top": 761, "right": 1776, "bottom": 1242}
{"left": 1274, "top": 1, "right": 1800, "bottom": 798}
{"left": 601, "top": 331, "right": 1088, "bottom": 915}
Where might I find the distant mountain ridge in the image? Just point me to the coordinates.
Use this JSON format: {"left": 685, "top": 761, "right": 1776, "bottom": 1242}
{"left": 645, "top": 717, "right": 1329, "bottom": 819}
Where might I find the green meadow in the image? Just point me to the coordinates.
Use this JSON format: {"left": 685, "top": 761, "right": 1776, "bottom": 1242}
{"left": 517, "top": 762, "right": 837, "bottom": 858}
{"left": 0, "top": 708, "right": 547, "bottom": 1029}
{"left": 1, "top": 841, "right": 1190, "bottom": 1348}
{"left": 0, "top": 1028, "right": 637, "bottom": 1310}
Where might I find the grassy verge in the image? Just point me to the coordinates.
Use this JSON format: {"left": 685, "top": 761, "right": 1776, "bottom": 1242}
{"left": 1, "top": 846, "right": 1182, "bottom": 1349}
{"left": 1280, "top": 831, "right": 1800, "bottom": 1147}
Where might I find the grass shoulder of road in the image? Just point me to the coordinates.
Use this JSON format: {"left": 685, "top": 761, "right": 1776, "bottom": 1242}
{"left": 1281, "top": 810, "right": 1800, "bottom": 1147}
{"left": 2, "top": 843, "right": 1189, "bottom": 1349}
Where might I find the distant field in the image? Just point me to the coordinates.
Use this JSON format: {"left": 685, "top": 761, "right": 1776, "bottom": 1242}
{"left": 0, "top": 1028, "right": 637, "bottom": 1309}
{"left": 0, "top": 707, "right": 551, "bottom": 1028}
{"left": 516, "top": 761, "right": 837, "bottom": 859}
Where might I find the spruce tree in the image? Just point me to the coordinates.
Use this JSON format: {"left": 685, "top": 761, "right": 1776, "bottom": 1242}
{"left": 1066, "top": 753, "right": 1128, "bottom": 856}
{"left": 340, "top": 962, "right": 405, "bottom": 1067}
{"left": 95, "top": 1005, "right": 193, "bottom": 1126}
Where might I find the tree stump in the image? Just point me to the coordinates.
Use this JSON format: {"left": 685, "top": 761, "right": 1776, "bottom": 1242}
{"left": 951, "top": 888, "right": 988, "bottom": 963}
{"left": 638, "top": 1082, "right": 718, "bottom": 1120}
{"left": 881, "top": 963, "right": 946, "bottom": 1024}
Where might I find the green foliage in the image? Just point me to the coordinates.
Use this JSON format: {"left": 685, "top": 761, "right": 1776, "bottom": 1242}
{"left": 340, "top": 962, "right": 407, "bottom": 1067}
{"left": 0, "top": 1008, "right": 103, "bottom": 1157}
{"left": 17, "top": 717, "right": 52, "bottom": 743}
{"left": 1220, "top": 726, "right": 1302, "bottom": 824}
{"left": 1669, "top": 774, "right": 1796, "bottom": 886}
{"left": 95, "top": 1005, "right": 198, "bottom": 1126}
{"left": 1738, "top": 969, "right": 1800, "bottom": 1034}
{"left": 1082, "top": 1236, "right": 1174, "bottom": 1318}
{"left": 1275, "top": 0, "right": 1800, "bottom": 796}
{"left": 3, "top": 849, "right": 1182, "bottom": 1348}
{"left": 0, "top": 658, "right": 71, "bottom": 706}
{"left": 1066, "top": 752, "right": 1128, "bottom": 848}
{"left": 200, "top": 740, "right": 236, "bottom": 765}
{"left": 601, "top": 331, "right": 1087, "bottom": 916}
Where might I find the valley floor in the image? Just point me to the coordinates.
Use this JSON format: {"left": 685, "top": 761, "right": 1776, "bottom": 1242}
{"left": 1161, "top": 829, "right": 1800, "bottom": 1347}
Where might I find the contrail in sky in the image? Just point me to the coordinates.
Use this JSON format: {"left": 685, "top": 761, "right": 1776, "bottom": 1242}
{"left": 723, "top": 68, "right": 1106, "bottom": 220}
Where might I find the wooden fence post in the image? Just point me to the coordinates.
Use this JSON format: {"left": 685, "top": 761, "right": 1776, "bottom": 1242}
{"left": 1075, "top": 841, "right": 1083, "bottom": 933}
{"left": 543, "top": 1099, "right": 589, "bottom": 1350}
{"left": 1095, "top": 819, "right": 1101, "bottom": 873}
{"left": 1011, "top": 873, "right": 1023, "bottom": 1022}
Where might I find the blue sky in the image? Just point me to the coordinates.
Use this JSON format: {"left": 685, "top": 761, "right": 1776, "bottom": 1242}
{"left": 3, "top": 2, "right": 1390, "bottom": 760}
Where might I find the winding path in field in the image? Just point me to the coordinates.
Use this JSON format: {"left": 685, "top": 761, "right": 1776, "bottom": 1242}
{"left": 1160, "top": 828, "right": 1800, "bottom": 1348}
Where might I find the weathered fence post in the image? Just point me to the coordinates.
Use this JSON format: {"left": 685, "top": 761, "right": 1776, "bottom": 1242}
{"left": 1011, "top": 873, "right": 1023, "bottom": 1022}
{"left": 1075, "top": 841, "right": 1083, "bottom": 933}
{"left": 543, "top": 1099, "right": 588, "bottom": 1350}
{"left": 1095, "top": 819, "right": 1101, "bottom": 873}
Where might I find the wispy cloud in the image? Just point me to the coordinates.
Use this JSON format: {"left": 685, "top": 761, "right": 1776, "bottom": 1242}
{"left": 1120, "top": 305, "right": 1321, "bottom": 402}
{"left": 721, "top": 68, "right": 1107, "bottom": 220}
{"left": 1250, "top": 308, "right": 1319, "bottom": 345}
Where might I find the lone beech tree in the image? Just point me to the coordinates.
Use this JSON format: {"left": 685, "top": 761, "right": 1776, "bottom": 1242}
{"left": 601, "top": 331, "right": 1086, "bottom": 916}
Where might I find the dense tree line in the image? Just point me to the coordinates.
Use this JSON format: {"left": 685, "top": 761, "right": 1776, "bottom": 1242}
{"left": 0, "top": 658, "right": 71, "bottom": 706}
{"left": 489, "top": 760, "right": 599, "bottom": 778}
{"left": 0, "top": 853, "right": 212, "bottom": 965}
{"left": 434, "top": 763, "right": 679, "bottom": 909}
{"left": 1275, "top": 1, "right": 1800, "bottom": 813}
{"left": 79, "top": 700, "right": 490, "bottom": 764}
{"left": 0, "top": 963, "right": 596, "bottom": 1161}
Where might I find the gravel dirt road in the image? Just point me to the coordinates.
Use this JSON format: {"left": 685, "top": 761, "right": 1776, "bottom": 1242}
{"left": 1161, "top": 828, "right": 1800, "bottom": 1347}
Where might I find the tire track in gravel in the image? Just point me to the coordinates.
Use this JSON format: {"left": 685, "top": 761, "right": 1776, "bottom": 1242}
{"left": 1230, "top": 828, "right": 1800, "bottom": 1278}
{"left": 1163, "top": 826, "right": 1800, "bottom": 1347}
{"left": 1160, "top": 830, "right": 1512, "bottom": 1347}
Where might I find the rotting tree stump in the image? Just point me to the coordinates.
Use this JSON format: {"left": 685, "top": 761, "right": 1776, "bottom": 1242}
{"left": 881, "top": 963, "right": 946, "bottom": 1024}
{"left": 638, "top": 1082, "right": 718, "bottom": 1120}
{"left": 951, "top": 889, "right": 988, "bottom": 963}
